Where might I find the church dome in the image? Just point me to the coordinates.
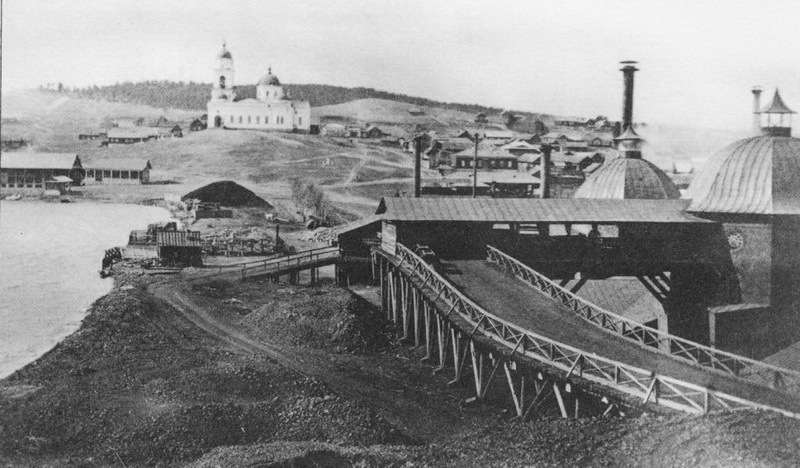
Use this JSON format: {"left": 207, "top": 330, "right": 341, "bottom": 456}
{"left": 218, "top": 44, "right": 232, "bottom": 60}
{"left": 687, "top": 136, "right": 800, "bottom": 215}
{"left": 573, "top": 156, "right": 681, "bottom": 199}
{"left": 258, "top": 68, "right": 281, "bottom": 86}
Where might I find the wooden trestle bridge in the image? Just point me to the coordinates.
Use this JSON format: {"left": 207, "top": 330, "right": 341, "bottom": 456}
{"left": 179, "top": 239, "right": 800, "bottom": 419}
{"left": 371, "top": 242, "right": 800, "bottom": 419}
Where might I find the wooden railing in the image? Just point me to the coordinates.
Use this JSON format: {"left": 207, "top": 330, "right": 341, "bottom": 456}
{"left": 486, "top": 245, "right": 800, "bottom": 394}
{"left": 187, "top": 246, "right": 340, "bottom": 281}
{"left": 383, "top": 242, "right": 800, "bottom": 417}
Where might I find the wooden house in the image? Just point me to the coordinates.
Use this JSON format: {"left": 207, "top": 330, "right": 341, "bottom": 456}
{"left": 1, "top": 152, "right": 84, "bottom": 190}
{"left": 84, "top": 158, "right": 152, "bottom": 184}
{"left": 451, "top": 144, "right": 519, "bottom": 170}
{"left": 189, "top": 119, "right": 206, "bottom": 131}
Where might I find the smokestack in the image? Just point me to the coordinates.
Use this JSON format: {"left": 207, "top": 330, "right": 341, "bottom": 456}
{"left": 620, "top": 61, "right": 639, "bottom": 131}
{"left": 413, "top": 136, "right": 422, "bottom": 197}
{"left": 540, "top": 144, "right": 552, "bottom": 198}
{"left": 752, "top": 87, "right": 763, "bottom": 135}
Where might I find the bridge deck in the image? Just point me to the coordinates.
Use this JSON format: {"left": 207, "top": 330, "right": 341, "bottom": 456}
{"left": 443, "top": 259, "right": 800, "bottom": 413}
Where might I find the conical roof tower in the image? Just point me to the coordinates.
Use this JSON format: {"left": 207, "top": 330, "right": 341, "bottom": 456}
{"left": 574, "top": 62, "right": 680, "bottom": 200}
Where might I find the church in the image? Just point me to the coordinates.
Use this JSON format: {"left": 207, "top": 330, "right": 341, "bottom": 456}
{"left": 206, "top": 44, "right": 311, "bottom": 133}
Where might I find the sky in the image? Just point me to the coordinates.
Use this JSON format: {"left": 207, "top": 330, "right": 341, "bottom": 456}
{"left": 2, "top": 0, "right": 799, "bottom": 130}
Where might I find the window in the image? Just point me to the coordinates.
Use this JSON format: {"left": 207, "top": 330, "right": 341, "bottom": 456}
{"left": 248, "top": 116, "right": 251, "bottom": 123}
{"left": 103, "top": 170, "right": 111, "bottom": 178}
{"left": 256, "top": 116, "right": 260, "bottom": 124}
{"left": 121, "top": 171, "right": 130, "bottom": 179}
{"left": 87, "top": 170, "right": 94, "bottom": 178}
{"left": 238, "top": 116, "right": 242, "bottom": 124}
{"left": 112, "top": 170, "right": 120, "bottom": 179}
{"left": 265, "top": 116, "right": 269, "bottom": 124}
{"left": 230, "top": 115, "right": 234, "bottom": 123}
{"left": 131, "top": 171, "right": 139, "bottom": 180}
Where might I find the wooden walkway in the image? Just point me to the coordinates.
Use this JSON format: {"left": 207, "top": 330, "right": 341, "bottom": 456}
{"left": 443, "top": 259, "right": 800, "bottom": 414}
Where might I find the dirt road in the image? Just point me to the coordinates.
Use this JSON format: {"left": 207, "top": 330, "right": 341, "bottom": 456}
{"left": 148, "top": 278, "right": 491, "bottom": 442}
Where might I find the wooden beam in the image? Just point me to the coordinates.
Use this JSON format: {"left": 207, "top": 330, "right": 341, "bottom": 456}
{"left": 553, "top": 382, "right": 569, "bottom": 419}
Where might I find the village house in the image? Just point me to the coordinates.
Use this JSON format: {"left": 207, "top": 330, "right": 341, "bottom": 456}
{"left": 78, "top": 131, "right": 107, "bottom": 140}
{"left": 105, "top": 127, "right": 160, "bottom": 145}
{"left": 1, "top": 152, "right": 84, "bottom": 191}
{"left": 206, "top": 44, "right": 311, "bottom": 132}
{"left": 84, "top": 158, "right": 152, "bottom": 184}
{"left": 189, "top": 119, "right": 206, "bottom": 132}
{"left": 321, "top": 123, "right": 348, "bottom": 137}
{"left": 541, "top": 131, "right": 591, "bottom": 151}
{"left": 1, "top": 139, "right": 31, "bottom": 151}
{"left": 549, "top": 151, "right": 605, "bottom": 176}
{"left": 483, "top": 130, "right": 515, "bottom": 142}
{"left": 110, "top": 117, "right": 141, "bottom": 128}
{"left": 451, "top": 144, "right": 519, "bottom": 170}
{"left": 423, "top": 137, "right": 473, "bottom": 169}
{"left": 361, "top": 125, "right": 383, "bottom": 139}
{"left": 553, "top": 116, "right": 594, "bottom": 127}
{"left": 587, "top": 133, "right": 615, "bottom": 147}
{"left": 501, "top": 139, "right": 541, "bottom": 156}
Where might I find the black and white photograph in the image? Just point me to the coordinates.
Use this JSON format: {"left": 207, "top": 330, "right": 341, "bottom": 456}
{"left": 2, "top": 1, "right": 800, "bottom": 466}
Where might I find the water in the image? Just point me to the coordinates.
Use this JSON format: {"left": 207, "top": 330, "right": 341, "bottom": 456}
{"left": 0, "top": 201, "right": 173, "bottom": 378}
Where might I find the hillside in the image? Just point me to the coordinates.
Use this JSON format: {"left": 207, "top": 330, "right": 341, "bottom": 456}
{"left": 69, "top": 81, "right": 509, "bottom": 116}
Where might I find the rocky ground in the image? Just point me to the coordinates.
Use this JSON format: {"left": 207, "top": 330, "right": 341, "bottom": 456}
{"left": 3, "top": 272, "right": 800, "bottom": 467}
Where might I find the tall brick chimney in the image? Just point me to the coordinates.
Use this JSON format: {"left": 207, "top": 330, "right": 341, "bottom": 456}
{"left": 620, "top": 61, "right": 639, "bottom": 132}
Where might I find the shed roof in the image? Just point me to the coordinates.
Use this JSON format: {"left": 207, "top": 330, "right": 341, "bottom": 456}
{"left": 108, "top": 128, "right": 160, "bottom": 139}
{"left": 50, "top": 176, "right": 74, "bottom": 183}
{"left": 1, "top": 152, "right": 81, "bottom": 170}
{"left": 375, "top": 197, "right": 708, "bottom": 224}
{"left": 335, "top": 215, "right": 383, "bottom": 237}
{"left": 483, "top": 130, "right": 515, "bottom": 139}
{"left": 452, "top": 145, "right": 519, "bottom": 160}
{"left": 156, "top": 231, "right": 202, "bottom": 248}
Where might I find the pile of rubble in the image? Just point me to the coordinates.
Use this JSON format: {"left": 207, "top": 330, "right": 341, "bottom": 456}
{"left": 300, "top": 227, "right": 335, "bottom": 243}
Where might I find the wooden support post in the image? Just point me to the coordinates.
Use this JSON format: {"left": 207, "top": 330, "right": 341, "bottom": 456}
{"left": 504, "top": 363, "right": 525, "bottom": 417}
{"left": 413, "top": 289, "right": 421, "bottom": 347}
{"left": 448, "top": 328, "right": 463, "bottom": 385}
{"left": 421, "top": 301, "right": 432, "bottom": 362}
{"left": 553, "top": 382, "right": 569, "bottom": 419}
{"left": 469, "top": 340, "right": 483, "bottom": 395}
{"left": 574, "top": 397, "right": 580, "bottom": 419}
{"left": 434, "top": 314, "right": 449, "bottom": 373}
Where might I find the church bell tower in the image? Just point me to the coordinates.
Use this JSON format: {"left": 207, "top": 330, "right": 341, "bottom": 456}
{"left": 211, "top": 43, "right": 236, "bottom": 101}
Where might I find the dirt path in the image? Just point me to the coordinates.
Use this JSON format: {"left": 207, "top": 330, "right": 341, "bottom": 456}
{"left": 148, "top": 278, "right": 487, "bottom": 442}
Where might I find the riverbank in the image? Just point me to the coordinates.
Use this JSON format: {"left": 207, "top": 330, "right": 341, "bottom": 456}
{"left": 3, "top": 270, "right": 800, "bottom": 466}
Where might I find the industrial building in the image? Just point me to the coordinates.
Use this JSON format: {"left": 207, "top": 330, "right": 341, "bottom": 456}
{"left": 338, "top": 62, "right": 800, "bottom": 361}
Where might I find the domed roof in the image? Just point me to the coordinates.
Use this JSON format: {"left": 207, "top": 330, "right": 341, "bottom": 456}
{"left": 258, "top": 68, "right": 280, "bottom": 86}
{"left": 218, "top": 44, "right": 232, "bottom": 60}
{"left": 573, "top": 157, "right": 681, "bottom": 199}
{"left": 687, "top": 136, "right": 800, "bottom": 215}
